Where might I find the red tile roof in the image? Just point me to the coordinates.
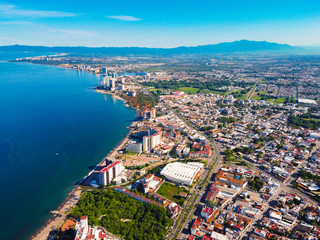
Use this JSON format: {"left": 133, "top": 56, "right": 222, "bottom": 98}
{"left": 100, "top": 161, "right": 121, "bottom": 173}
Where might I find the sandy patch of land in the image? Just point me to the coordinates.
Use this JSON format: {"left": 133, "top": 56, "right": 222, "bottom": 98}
{"left": 122, "top": 154, "right": 162, "bottom": 167}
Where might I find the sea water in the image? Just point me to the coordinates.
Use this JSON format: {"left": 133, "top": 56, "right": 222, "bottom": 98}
{"left": 0, "top": 54, "right": 136, "bottom": 240}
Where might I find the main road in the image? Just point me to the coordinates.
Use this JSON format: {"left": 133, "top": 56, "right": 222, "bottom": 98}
{"left": 246, "top": 77, "right": 262, "bottom": 100}
{"left": 163, "top": 101, "right": 224, "bottom": 240}
{"left": 177, "top": 141, "right": 223, "bottom": 240}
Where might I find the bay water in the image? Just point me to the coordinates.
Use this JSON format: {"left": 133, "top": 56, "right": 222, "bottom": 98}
{"left": 0, "top": 53, "right": 136, "bottom": 239}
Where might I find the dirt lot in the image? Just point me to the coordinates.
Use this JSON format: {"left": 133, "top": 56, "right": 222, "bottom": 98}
{"left": 122, "top": 153, "right": 163, "bottom": 167}
{"left": 247, "top": 190, "right": 263, "bottom": 203}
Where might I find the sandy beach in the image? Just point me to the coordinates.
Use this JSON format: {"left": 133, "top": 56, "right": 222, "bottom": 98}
{"left": 31, "top": 187, "right": 82, "bottom": 240}
{"left": 95, "top": 89, "right": 125, "bottom": 100}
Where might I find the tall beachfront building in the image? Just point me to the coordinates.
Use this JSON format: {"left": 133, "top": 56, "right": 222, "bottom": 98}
{"left": 102, "top": 76, "right": 109, "bottom": 89}
{"left": 142, "top": 127, "right": 161, "bottom": 152}
{"left": 109, "top": 79, "right": 116, "bottom": 88}
{"left": 143, "top": 108, "right": 156, "bottom": 120}
{"left": 98, "top": 161, "right": 124, "bottom": 185}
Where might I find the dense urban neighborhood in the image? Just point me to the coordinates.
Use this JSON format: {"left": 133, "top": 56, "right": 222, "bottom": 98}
{"left": 20, "top": 54, "right": 320, "bottom": 240}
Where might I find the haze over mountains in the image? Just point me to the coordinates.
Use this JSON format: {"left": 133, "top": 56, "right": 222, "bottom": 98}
{"left": 0, "top": 40, "right": 312, "bottom": 55}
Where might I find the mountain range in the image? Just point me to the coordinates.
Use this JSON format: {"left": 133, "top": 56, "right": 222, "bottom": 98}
{"left": 0, "top": 40, "right": 308, "bottom": 55}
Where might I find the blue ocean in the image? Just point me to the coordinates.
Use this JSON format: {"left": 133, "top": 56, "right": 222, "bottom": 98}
{"left": 0, "top": 53, "right": 136, "bottom": 240}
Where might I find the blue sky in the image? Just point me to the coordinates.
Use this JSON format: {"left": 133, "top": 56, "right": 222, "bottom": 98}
{"left": 0, "top": 0, "right": 320, "bottom": 47}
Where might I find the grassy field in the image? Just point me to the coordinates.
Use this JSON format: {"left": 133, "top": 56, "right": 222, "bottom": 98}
{"left": 271, "top": 98, "right": 286, "bottom": 103}
{"left": 178, "top": 87, "right": 199, "bottom": 94}
{"left": 266, "top": 98, "right": 286, "bottom": 103}
{"left": 235, "top": 94, "right": 247, "bottom": 99}
{"left": 157, "top": 182, "right": 190, "bottom": 206}
{"left": 255, "top": 91, "right": 267, "bottom": 95}
{"left": 232, "top": 90, "right": 242, "bottom": 94}
{"left": 202, "top": 89, "right": 229, "bottom": 95}
{"left": 251, "top": 95, "right": 262, "bottom": 100}
{"left": 231, "top": 89, "right": 247, "bottom": 99}
{"left": 149, "top": 88, "right": 161, "bottom": 92}
{"left": 126, "top": 152, "right": 137, "bottom": 155}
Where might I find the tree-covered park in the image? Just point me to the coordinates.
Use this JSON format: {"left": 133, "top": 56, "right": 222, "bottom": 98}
{"left": 69, "top": 190, "right": 173, "bottom": 240}
{"left": 248, "top": 176, "right": 265, "bottom": 192}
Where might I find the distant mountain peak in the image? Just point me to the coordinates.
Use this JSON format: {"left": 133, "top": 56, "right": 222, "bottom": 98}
{"left": 0, "top": 40, "right": 298, "bottom": 55}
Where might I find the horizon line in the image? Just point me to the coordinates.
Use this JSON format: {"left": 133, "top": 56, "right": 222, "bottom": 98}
{"left": 0, "top": 39, "right": 302, "bottom": 49}
{"left": 1, "top": 40, "right": 320, "bottom": 50}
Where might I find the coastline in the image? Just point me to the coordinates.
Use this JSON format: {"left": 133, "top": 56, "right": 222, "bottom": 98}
{"left": 4, "top": 59, "right": 139, "bottom": 240}
{"left": 95, "top": 89, "right": 131, "bottom": 108}
{"left": 31, "top": 90, "right": 137, "bottom": 240}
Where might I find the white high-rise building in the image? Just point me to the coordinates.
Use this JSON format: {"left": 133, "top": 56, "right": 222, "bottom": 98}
{"left": 143, "top": 136, "right": 150, "bottom": 152}
{"left": 143, "top": 108, "right": 157, "bottom": 120}
{"left": 109, "top": 79, "right": 116, "bottom": 89}
{"left": 99, "top": 161, "right": 124, "bottom": 185}
{"left": 126, "top": 143, "right": 143, "bottom": 153}
{"left": 112, "top": 72, "right": 117, "bottom": 81}
{"left": 150, "top": 133, "right": 161, "bottom": 149}
{"left": 102, "top": 76, "right": 109, "bottom": 89}
{"left": 142, "top": 128, "right": 162, "bottom": 152}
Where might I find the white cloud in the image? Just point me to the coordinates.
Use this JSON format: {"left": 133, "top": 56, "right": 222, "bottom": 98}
{"left": 107, "top": 15, "right": 141, "bottom": 21}
{"left": 0, "top": 3, "right": 77, "bottom": 18}
{"left": 0, "top": 20, "right": 30, "bottom": 25}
